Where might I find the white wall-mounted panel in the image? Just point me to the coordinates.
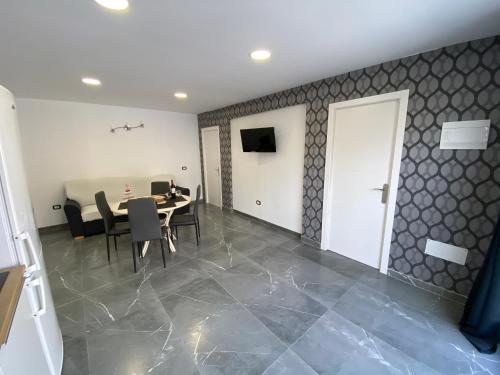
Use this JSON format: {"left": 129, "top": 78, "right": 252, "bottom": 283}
{"left": 440, "top": 120, "right": 490, "bottom": 149}
{"left": 231, "top": 105, "right": 306, "bottom": 233}
{"left": 425, "top": 239, "right": 468, "bottom": 265}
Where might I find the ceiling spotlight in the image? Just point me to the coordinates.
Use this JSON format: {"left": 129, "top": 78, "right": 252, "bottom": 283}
{"left": 94, "top": 0, "right": 129, "bottom": 11}
{"left": 81, "top": 77, "right": 102, "bottom": 86}
{"left": 174, "top": 92, "right": 188, "bottom": 99}
{"left": 250, "top": 49, "right": 271, "bottom": 61}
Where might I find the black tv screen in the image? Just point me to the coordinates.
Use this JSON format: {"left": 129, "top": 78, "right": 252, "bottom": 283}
{"left": 240, "top": 127, "right": 276, "bottom": 152}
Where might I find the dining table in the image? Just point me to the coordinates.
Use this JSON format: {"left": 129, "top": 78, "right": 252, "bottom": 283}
{"left": 110, "top": 194, "right": 191, "bottom": 256}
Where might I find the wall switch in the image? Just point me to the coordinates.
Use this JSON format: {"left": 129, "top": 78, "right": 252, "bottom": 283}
{"left": 52, "top": 204, "right": 62, "bottom": 210}
{"left": 424, "top": 239, "right": 468, "bottom": 265}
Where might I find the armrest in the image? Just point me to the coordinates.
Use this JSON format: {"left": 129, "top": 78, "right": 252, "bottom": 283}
{"left": 64, "top": 199, "right": 85, "bottom": 238}
{"left": 65, "top": 199, "right": 81, "bottom": 211}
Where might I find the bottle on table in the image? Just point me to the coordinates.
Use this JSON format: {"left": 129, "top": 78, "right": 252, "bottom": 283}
{"left": 170, "top": 179, "right": 176, "bottom": 198}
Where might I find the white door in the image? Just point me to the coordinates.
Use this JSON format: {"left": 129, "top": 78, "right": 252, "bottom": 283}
{"left": 322, "top": 91, "right": 408, "bottom": 270}
{"left": 202, "top": 127, "right": 222, "bottom": 207}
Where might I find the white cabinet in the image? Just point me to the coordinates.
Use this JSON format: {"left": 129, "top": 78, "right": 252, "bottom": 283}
{"left": 0, "top": 288, "right": 51, "bottom": 375}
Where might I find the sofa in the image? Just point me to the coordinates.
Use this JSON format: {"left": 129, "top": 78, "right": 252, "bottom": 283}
{"left": 63, "top": 175, "right": 190, "bottom": 239}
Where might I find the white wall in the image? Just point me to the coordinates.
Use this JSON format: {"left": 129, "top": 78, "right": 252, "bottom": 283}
{"left": 16, "top": 98, "right": 201, "bottom": 228}
{"left": 231, "top": 105, "right": 306, "bottom": 233}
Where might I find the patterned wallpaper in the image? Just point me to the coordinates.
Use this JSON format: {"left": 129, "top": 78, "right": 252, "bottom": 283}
{"left": 198, "top": 36, "right": 500, "bottom": 295}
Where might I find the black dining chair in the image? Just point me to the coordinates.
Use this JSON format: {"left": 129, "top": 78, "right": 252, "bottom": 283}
{"left": 127, "top": 198, "right": 168, "bottom": 273}
{"left": 150, "top": 181, "right": 171, "bottom": 220}
{"left": 95, "top": 191, "right": 130, "bottom": 263}
{"left": 170, "top": 184, "right": 201, "bottom": 245}
{"left": 152, "top": 181, "right": 191, "bottom": 215}
{"left": 151, "top": 181, "right": 170, "bottom": 195}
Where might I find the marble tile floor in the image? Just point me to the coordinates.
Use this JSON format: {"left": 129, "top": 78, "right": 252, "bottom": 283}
{"left": 41, "top": 205, "right": 500, "bottom": 375}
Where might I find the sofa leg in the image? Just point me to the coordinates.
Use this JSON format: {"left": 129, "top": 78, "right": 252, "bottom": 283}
{"left": 74, "top": 236, "right": 85, "bottom": 240}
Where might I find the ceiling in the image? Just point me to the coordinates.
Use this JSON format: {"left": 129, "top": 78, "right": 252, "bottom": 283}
{"left": 1, "top": 0, "right": 499, "bottom": 114}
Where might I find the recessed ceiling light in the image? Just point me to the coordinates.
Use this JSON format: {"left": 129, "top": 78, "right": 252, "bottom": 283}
{"left": 94, "top": 0, "right": 129, "bottom": 10}
{"left": 82, "top": 77, "right": 102, "bottom": 86}
{"left": 250, "top": 49, "right": 271, "bottom": 61}
{"left": 174, "top": 92, "right": 188, "bottom": 99}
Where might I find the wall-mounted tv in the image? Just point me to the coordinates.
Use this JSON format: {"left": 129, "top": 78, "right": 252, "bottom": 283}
{"left": 240, "top": 127, "right": 276, "bottom": 152}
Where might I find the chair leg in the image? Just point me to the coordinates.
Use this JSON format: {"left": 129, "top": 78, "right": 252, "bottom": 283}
{"left": 159, "top": 239, "right": 166, "bottom": 268}
{"left": 114, "top": 236, "right": 118, "bottom": 252}
{"left": 137, "top": 241, "right": 142, "bottom": 258}
{"left": 106, "top": 236, "right": 110, "bottom": 263}
{"left": 195, "top": 223, "right": 199, "bottom": 245}
{"left": 131, "top": 242, "right": 137, "bottom": 273}
{"left": 175, "top": 226, "right": 178, "bottom": 239}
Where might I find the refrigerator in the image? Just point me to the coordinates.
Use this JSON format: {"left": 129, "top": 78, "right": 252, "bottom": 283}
{"left": 0, "top": 85, "right": 63, "bottom": 374}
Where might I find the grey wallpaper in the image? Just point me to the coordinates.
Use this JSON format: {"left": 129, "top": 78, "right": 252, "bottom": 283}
{"left": 198, "top": 36, "right": 500, "bottom": 295}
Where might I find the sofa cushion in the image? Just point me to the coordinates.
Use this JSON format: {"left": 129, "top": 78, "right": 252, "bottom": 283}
{"left": 65, "top": 175, "right": 175, "bottom": 207}
{"left": 80, "top": 204, "right": 102, "bottom": 222}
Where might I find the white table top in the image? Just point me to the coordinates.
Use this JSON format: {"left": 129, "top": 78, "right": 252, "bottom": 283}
{"left": 110, "top": 194, "right": 191, "bottom": 216}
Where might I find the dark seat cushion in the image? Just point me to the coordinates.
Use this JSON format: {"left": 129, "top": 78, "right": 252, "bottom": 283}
{"left": 108, "top": 221, "right": 131, "bottom": 235}
{"left": 170, "top": 214, "right": 196, "bottom": 226}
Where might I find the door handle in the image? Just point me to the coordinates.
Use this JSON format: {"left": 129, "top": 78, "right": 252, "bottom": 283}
{"left": 27, "top": 276, "right": 46, "bottom": 317}
{"left": 15, "top": 231, "right": 41, "bottom": 276}
{"left": 371, "top": 184, "right": 389, "bottom": 204}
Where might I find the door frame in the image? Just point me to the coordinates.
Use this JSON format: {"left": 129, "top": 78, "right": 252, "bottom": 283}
{"left": 320, "top": 90, "right": 409, "bottom": 274}
{"left": 201, "top": 126, "right": 223, "bottom": 207}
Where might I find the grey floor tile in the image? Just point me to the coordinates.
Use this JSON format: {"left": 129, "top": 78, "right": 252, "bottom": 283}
{"left": 62, "top": 336, "right": 89, "bottom": 375}
{"left": 249, "top": 246, "right": 355, "bottom": 308}
{"left": 87, "top": 329, "right": 199, "bottom": 375}
{"left": 262, "top": 349, "right": 318, "bottom": 375}
{"left": 232, "top": 235, "right": 272, "bottom": 255}
{"left": 292, "top": 243, "right": 377, "bottom": 280}
{"left": 48, "top": 267, "right": 84, "bottom": 307}
{"left": 40, "top": 204, "right": 486, "bottom": 375}
{"left": 355, "top": 269, "right": 445, "bottom": 312}
{"left": 292, "top": 310, "right": 441, "bottom": 375}
{"left": 56, "top": 298, "right": 85, "bottom": 340}
{"left": 332, "top": 283, "right": 500, "bottom": 374}
{"left": 213, "top": 262, "right": 327, "bottom": 344}
{"left": 84, "top": 272, "right": 171, "bottom": 333}
{"left": 149, "top": 258, "right": 209, "bottom": 299}
{"left": 191, "top": 249, "right": 269, "bottom": 280}
{"left": 160, "top": 277, "right": 286, "bottom": 374}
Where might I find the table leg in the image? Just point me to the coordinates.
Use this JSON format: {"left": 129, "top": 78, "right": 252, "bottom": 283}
{"left": 163, "top": 211, "right": 177, "bottom": 253}
{"left": 141, "top": 241, "right": 150, "bottom": 258}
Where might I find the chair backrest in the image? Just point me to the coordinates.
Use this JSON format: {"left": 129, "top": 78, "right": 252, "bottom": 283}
{"left": 193, "top": 185, "right": 201, "bottom": 218}
{"left": 95, "top": 191, "right": 115, "bottom": 233}
{"left": 128, "top": 198, "right": 162, "bottom": 242}
{"left": 151, "top": 181, "right": 170, "bottom": 195}
{"left": 67, "top": 175, "right": 174, "bottom": 207}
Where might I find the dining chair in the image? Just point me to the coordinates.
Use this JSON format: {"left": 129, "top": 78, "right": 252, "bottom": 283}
{"left": 127, "top": 197, "right": 168, "bottom": 273}
{"left": 150, "top": 181, "right": 171, "bottom": 220}
{"left": 151, "top": 181, "right": 170, "bottom": 195}
{"left": 151, "top": 181, "right": 191, "bottom": 215}
{"left": 95, "top": 191, "right": 130, "bottom": 263}
{"left": 170, "top": 184, "right": 201, "bottom": 245}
